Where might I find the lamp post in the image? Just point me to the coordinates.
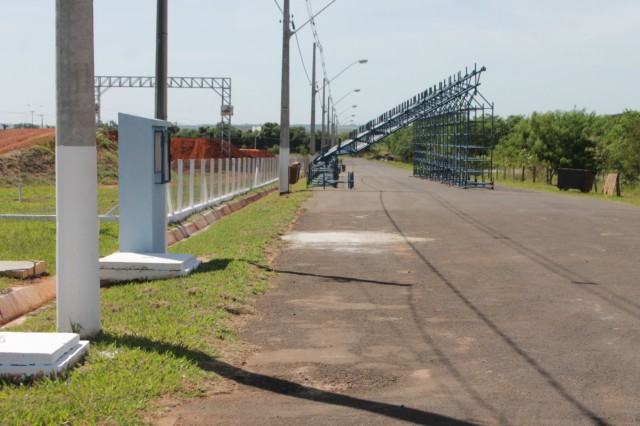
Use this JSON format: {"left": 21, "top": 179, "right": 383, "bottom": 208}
{"left": 333, "top": 88, "right": 360, "bottom": 108}
{"left": 280, "top": 0, "right": 337, "bottom": 192}
{"left": 310, "top": 43, "right": 317, "bottom": 155}
{"left": 278, "top": 0, "right": 291, "bottom": 194}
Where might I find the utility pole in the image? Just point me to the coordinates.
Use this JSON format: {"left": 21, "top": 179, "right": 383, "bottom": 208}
{"left": 310, "top": 43, "right": 316, "bottom": 156}
{"left": 321, "top": 78, "right": 326, "bottom": 150}
{"left": 155, "top": 0, "right": 168, "bottom": 120}
{"left": 55, "top": 0, "right": 101, "bottom": 337}
{"left": 279, "top": 0, "right": 291, "bottom": 194}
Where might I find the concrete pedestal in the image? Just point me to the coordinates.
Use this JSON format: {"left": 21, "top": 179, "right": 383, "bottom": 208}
{"left": 99, "top": 252, "right": 201, "bottom": 282}
{"left": 0, "top": 332, "right": 89, "bottom": 381}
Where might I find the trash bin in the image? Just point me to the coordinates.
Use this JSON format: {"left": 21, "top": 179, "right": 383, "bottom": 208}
{"left": 557, "top": 168, "right": 596, "bottom": 193}
{"left": 289, "top": 162, "right": 300, "bottom": 184}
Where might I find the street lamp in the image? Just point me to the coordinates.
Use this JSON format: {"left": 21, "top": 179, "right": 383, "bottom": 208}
{"left": 334, "top": 89, "right": 360, "bottom": 108}
{"left": 338, "top": 105, "right": 357, "bottom": 119}
{"left": 321, "top": 60, "right": 367, "bottom": 149}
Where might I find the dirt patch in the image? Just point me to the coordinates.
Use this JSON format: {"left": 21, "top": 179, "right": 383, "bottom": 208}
{"left": 0, "top": 129, "right": 56, "bottom": 156}
{"left": 171, "top": 138, "right": 274, "bottom": 161}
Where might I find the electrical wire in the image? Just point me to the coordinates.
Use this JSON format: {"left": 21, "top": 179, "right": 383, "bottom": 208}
{"left": 293, "top": 23, "right": 312, "bottom": 85}
{"left": 273, "top": 0, "right": 283, "bottom": 14}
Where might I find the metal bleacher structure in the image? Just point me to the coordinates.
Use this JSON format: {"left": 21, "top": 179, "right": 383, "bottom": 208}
{"left": 310, "top": 65, "right": 494, "bottom": 189}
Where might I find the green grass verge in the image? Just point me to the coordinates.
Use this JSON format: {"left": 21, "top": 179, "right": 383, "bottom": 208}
{"left": 0, "top": 181, "right": 311, "bottom": 424}
{"left": 365, "top": 157, "right": 640, "bottom": 207}
{"left": 494, "top": 178, "right": 640, "bottom": 206}
{"left": 0, "top": 185, "right": 119, "bottom": 215}
{"left": 0, "top": 221, "right": 119, "bottom": 291}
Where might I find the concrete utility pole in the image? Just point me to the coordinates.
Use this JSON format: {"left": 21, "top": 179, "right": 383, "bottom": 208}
{"left": 321, "top": 78, "right": 326, "bottom": 150}
{"left": 309, "top": 43, "right": 317, "bottom": 156}
{"left": 55, "top": 0, "right": 101, "bottom": 337}
{"left": 155, "top": 0, "right": 168, "bottom": 120}
{"left": 279, "top": 0, "right": 291, "bottom": 194}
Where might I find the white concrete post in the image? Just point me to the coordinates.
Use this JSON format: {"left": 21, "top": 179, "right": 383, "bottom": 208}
{"left": 209, "top": 159, "right": 215, "bottom": 200}
{"left": 231, "top": 158, "right": 236, "bottom": 194}
{"left": 217, "top": 158, "right": 223, "bottom": 201}
{"left": 200, "top": 159, "right": 206, "bottom": 204}
{"left": 55, "top": 0, "right": 101, "bottom": 337}
{"left": 177, "top": 160, "right": 183, "bottom": 212}
{"left": 225, "top": 158, "right": 230, "bottom": 196}
{"left": 189, "top": 159, "right": 195, "bottom": 208}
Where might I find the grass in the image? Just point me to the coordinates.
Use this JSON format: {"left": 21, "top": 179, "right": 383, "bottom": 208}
{"left": 0, "top": 185, "right": 119, "bottom": 215}
{"left": 0, "top": 180, "right": 312, "bottom": 424}
{"left": 365, "top": 156, "right": 640, "bottom": 207}
{"left": 0, "top": 221, "right": 119, "bottom": 291}
{"left": 493, "top": 176, "right": 640, "bottom": 206}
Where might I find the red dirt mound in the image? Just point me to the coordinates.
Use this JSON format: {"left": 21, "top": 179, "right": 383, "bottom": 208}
{"left": 239, "top": 148, "right": 276, "bottom": 158}
{"left": 171, "top": 138, "right": 274, "bottom": 160}
{"left": 0, "top": 129, "right": 56, "bottom": 155}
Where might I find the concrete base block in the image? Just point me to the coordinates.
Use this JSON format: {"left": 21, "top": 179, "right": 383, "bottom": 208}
{"left": 0, "top": 261, "right": 46, "bottom": 279}
{"left": 99, "top": 252, "right": 201, "bottom": 282}
{"left": 0, "top": 332, "right": 89, "bottom": 381}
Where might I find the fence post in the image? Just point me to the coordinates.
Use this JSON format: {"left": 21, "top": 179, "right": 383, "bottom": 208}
{"left": 177, "top": 159, "right": 184, "bottom": 212}
{"left": 165, "top": 184, "right": 174, "bottom": 220}
{"left": 189, "top": 159, "right": 195, "bottom": 209}
{"left": 209, "top": 158, "right": 216, "bottom": 202}
{"left": 225, "top": 158, "right": 230, "bottom": 196}
{"left": 201, "top": 159, "right": 207, "bottom": 204}
{"left": 245, "top": 158, "right": 250, "bottom": 190}
{"left": 218, "top": 158, "right": 223, "bottom": 201}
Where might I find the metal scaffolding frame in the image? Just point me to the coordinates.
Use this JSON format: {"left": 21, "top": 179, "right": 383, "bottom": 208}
{"left": 413, "top": 103, "right": 494, "bottom": 189}
{"left": 94, "top": 76, "right": 233, "bottom": 156}
{"left": 311, "top": 65, "right": 494, "bottom": 189}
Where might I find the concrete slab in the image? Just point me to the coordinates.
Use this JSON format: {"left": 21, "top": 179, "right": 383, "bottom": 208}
{"left": 0, "top": 332, "right": 89, "bottom": 381}
{"left": 0, "top": 332, "right": 78, "bottom": 364}
{"left": 0, "top": 261, "right": 46, "bottom": 279}
{"left": 99, "top": 252, "right": 201, "bottom": 282}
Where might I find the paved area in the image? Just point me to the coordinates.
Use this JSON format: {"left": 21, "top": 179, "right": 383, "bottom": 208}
{"left": 168, "top": 158, "right": 640, "bottom": 425}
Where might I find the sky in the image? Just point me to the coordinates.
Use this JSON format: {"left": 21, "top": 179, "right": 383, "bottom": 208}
{"left": 1, "top": 0, "right": 639, "bottom": 128}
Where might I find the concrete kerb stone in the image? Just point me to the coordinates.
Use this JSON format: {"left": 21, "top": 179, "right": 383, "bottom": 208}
{"left": 0, "top": 187, "right": 278, "bottom": 328}
{"left": 0, "top": 280, "right": 56, "bottom": 326}
{"left": 165, "top": 187, "right": 276, "bottom": 246}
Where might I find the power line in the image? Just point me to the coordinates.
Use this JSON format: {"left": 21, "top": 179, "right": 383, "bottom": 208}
{"left": 305, "top": 0, "right": 332, "bottom": 102}
{"left": 272, "top": 0, "right": 283, "bottom": 14}
{"left": 293, "top": 22, "right": 311, "bottom": 85}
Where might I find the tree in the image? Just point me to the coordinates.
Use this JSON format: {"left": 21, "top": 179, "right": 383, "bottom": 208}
{"left": 168, "top": 121, "right": 180, "bottom": 135}
{"left": 596, "top": 111, "right": 640, "bottom": 182}
{"left": 386, "top": 125, "right": 413, "bottom": 163}
{"left": 290, "top": 126, "right": 308, "bottom": 154}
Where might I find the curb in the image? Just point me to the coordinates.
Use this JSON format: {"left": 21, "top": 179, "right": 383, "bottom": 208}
{"left": 0, "top": 187, "right": 277, "bottom": 327}
{"left": 0, "top": 279, "right": 56, "bottom": 326}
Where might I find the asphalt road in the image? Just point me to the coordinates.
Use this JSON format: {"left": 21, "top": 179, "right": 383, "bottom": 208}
{"left": 168, "top": 158, "right": 640, "bottom": 425}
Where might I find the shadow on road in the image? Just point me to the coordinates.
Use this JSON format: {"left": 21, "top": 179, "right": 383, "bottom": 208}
{"left": 97, "top": 332, "right": 478, "bottom": 426}
{"left": 251, "top": 262, "right": 414, "bottom": 287}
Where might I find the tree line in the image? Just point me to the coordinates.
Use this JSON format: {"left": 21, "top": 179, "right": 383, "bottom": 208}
{"left": 493, "top": 109, "right": 640, "bottom": 184}
{"left": 172, "top": 122, "right": 313, "bottom": 155}
{"left": 92, "top": 108, "right": 640, "bottom": 184}
{"left": 357, "top": 109, "right": 640, "bottom": 184}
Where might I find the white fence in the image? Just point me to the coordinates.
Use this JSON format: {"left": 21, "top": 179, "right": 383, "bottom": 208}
{"left": 166, "top": 157, "right": 279, "bottom": 223}
{"left": 0, "top": 155, "right": 309, "bottom": 223}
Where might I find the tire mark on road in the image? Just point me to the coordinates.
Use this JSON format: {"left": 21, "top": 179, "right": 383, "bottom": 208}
{"left": 360, "top": 175, "right": 610, "bottom": 426}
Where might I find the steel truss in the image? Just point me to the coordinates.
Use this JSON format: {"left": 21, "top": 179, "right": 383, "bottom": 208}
{"left": 312, "top": 65, "right": 494, "bottom": 189}
{"left": 94, "top": 76, "right": 233, "bottom": 156}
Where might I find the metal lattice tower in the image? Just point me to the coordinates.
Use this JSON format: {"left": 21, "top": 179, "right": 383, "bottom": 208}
{"left": 311, "top": 65, "right": 494, "bottom": 189}
{"left": 94, "top": 76, "right": 233, "bottom": 156}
